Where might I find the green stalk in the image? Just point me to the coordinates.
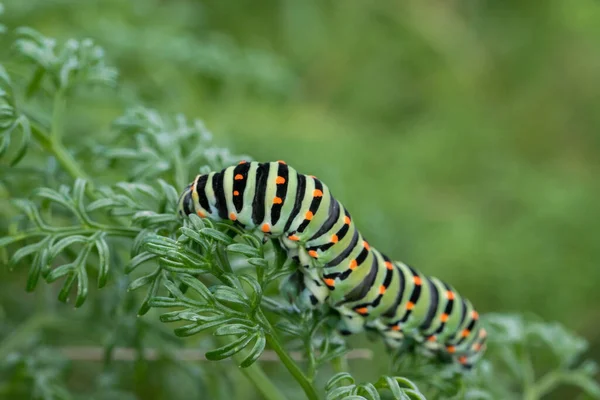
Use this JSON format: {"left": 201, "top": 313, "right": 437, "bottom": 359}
{"left": 51, "top": 89, "right": 66, "bottom": 141}
{"left": 30, "top": 122, "right": 91, "bottom": 182}
{"left": 257, "top": 308, "right": 318, "bottom": 400}
{"left": 265, "top": 332, "right": 319, "bottom": 400}
{"left": 524, "top": 371, "right": 562, "bottom": 400}
{"left": 213, "top": 336, "right": 286, "bottom": 400}
{"left": 233, "top": 355, "right": 288, "bottom": 400}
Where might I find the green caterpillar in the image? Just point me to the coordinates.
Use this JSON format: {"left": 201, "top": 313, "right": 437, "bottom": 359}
{"left": 178, "top": 160, "right": 487, "bottom": 368}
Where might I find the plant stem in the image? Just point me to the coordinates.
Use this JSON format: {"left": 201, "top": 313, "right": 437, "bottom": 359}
{"left": 331, "top": 356, "right": 348, "bottom": 374}
{"left": 51, "top": 89, "right": 66, "bottom": 141}
{"left": 30, "top": 122, "right": 91, "bottom": 182}
{"left": 214, "top": 336, "right": 287, "bottom": 400}
{"left": 258, "top": 311, "right": 319, "bottom": 400}
{"left": 524, "top": 371, "right": 562, "bottom": 400}
{"left": 266, "top": 333, "right": 319, "bottom": 400}
{"left": 234, "top": 356, "right": 288, "bottom": 400}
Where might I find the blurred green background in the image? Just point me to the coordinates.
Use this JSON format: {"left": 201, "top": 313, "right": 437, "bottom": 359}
{"left": 1, "top": 0, "right": 599, "bottom": 398}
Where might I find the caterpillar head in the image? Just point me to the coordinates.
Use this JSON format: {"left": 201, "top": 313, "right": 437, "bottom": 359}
{"left": 177, "top": 182, "right": 195, "bottom": 218}
{"left": 177, "top": 174, "right": 211, "bottom": 219}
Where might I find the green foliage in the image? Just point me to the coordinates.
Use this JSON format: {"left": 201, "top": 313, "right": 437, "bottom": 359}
{"left": 1, "top": 2, "right": 599, "bottom": 400}
{"left": 0, "top": 63, "right": 31, "bottom": 166}
{"left": 13, "top": 27, "right": 117, "bottom": 94}
{"left": 325, "top": 373, "right": 425, "bottom": 400}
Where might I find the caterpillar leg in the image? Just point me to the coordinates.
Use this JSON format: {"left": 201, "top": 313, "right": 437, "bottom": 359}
{"left": 335, "top": 308, "right": 366, "bottom": 336}
{"left": 280, "top": 267, "right": 329, "bottom": 311}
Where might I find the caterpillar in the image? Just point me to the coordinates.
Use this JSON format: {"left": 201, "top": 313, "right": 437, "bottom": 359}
{"left": 178, "top": 160, "right": 487, "bottom": 368}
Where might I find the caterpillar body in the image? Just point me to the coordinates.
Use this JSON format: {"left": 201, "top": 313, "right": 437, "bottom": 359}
{"left": 178, "top": 160, "right": 487, "bottom": 368}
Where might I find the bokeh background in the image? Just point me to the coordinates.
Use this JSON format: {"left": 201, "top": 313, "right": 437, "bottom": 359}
{"left": 1, "top": 0, "right": 599, "bottom": 398}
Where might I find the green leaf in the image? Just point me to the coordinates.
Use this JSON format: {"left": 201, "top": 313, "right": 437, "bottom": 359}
{"left": 213, "top": 286, "right": 249, "bottom": 310}
{"left": 205, "top": 334, "right": 255, "bottom": 361}
{"left": 213, "top": 324, "right": 252, "bottom": 337}
{"left": 393, "top": 377, "right": 420, "bottom": 391}
{"left": 227, "top": 243, "right": 260, "bottom": 258}
{"left": 26, "top": 252, "right": 43, "bottom": 292}
{"left": 46, "top": 263, "right": 75, "bottom": 282}
{"left": 173, "top": 318, "right": 229, "bottom": 337}
{"left": 403, "top": 390, "right": 426, "bottom": 400}
{"left": 125, "top": 251, "right": 157, "bottom": 274}
{"left": 9, "top": 237, "right": 50, "bottom": 268}
{"left": 563, "top": 371, "right": 600, "bottom": 398}
{"left": 239, "top": 334, "right": 266, "bottom": 368}
{"left": 75, "top": 264, "right": 89, "bottom": 307}
{"left": 48, "top": 235, "right": 88, "bottom": 260}
{"left": 34, "top": 188, "right": 77, "bottom": 214}
{"left": 95, "top": 237, "right": 110, "bottom": 288}
{"left": 177, "top": 274, "right": 213, "bottom": 302}
{"left": 358, "top": 383, "right": 379, "bottom": 400}
{"left": 58, "top": 272, "right": 77, "bottom": 303}
{"left": 149, "top": 296, "right": 182, "bottom": 308}
{"left": 162, "top": 278, "right": 186, "bottom": 299}
{"left": 138, "top": 268, "right": 165, "bottom": 316}
{"left": 87, "top": 198, "right": 117, "bottom": 211}
{"left": 199, "top": 228, "right": 233, "bottom": 244}
{"left": 375, "top": 376, "right": 402, "bottom": 399}
{"left": 9, "top": 116, "right": 31, "bottom": 166}
{"left": 326, "top": 386, "right": 354, "bottom": 400}
{"left": 326, "top": 373, "right": 356, "bottom": 391}
{"left": 247, "top": 257, "right": 269, "bottom": 268}
{"left": 128, "top": 271, "right": 158, "bottom": 292}
{"left": 158, "top": 179, "right": 179, "bottom": 208}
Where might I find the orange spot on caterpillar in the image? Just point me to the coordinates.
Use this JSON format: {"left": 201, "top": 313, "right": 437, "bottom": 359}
{"left": 413, "top": 276, "right": 422, "bottom": 285}
{"left": 391, "top": 325, "right": 401, "bottom": 331}
{"left": 233, "top": 190, "right": 240, "bottom": 196}
{"left": 313, "top": 189, "right": 323, "bottom": 197}
{"left": 459, "top": 356, "right": 468, "bottom": 364}
{"left": 331, "top": 234, "right": 338, "bottom": 243}
{"left": 447, "top": 291, "right": 455, "bottom": 300}
{"left": 308, "top": 250, "right": 318, "bottom": 258}
{"left": 355, "top": 307, "right": 369, "bottom": 315}
{"left": 309, "top": 175, "right": 317, "bottom": 179}
{"left": 406, "top": 301, "right": 415, "bottom": 310}
{"left": 479, "top": 329, "right": 487, "bottom": 338}
{"left": 197, "top": 210, "right": 206, "bottom": 218}
{"left": 239, "top": 160, "right": 247, "bottom": 164}
{"left": 462, "top": 329, "right": 471, "bottom": 338}
{"left": 288, "top": 235, "right": 300, "bottom": 241}
{"left": 229, "top": 212, "right": 237, "bottom": 221}
{"left": 472, "top": 311, "right": 479, "bottom": 320}
{"left": 427, "top": 335, "right": 436, "bottom": 342}
{"left": 261, "top": 223, "right": 270, "bottom": 233}
{"left": 385, "top": 261, "right": 393, "bottom": 270}
{"left": 363, "top": 241, "right": 370, "bottom": 250}
{"left": 277, "top": 160, "right": 286, "bottom": 164}
{"left": 447, "top": 345, "right": 456, "bottom": 354}
{"left": 275, "top": 176, "right": 286, "bottom": 184}
{"left": 473, "top": 343, "right": 482, "bottom": 351}
{"left": 305, "top": 211, "right": 313, "bottom": 220}
{"left": 344, "top": 216, "right": 351, "bottom": 224}
{"left": 379, "top": 285, "right": 386, "bottom": 295}
{"left": 440, "top": 313, "right": 449, "bottom": 323}
{"left": 324, "top": 278, "right": 335, "bottom": 287}
{"left": 234, "top": 174, "right": 244, "bottom": 180}
{"left": 273, "top": 197, "right": 283, "bottom": 204}
{"left": 349, "top": 259, "right": 358, "bottom": 270}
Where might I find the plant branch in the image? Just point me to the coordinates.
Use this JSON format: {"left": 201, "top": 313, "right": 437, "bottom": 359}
{"left": 257, "top": 309, "right": 319, "bottom": 400}
{"left": 30, "top": 121, "right": 93, "bottom": 186}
